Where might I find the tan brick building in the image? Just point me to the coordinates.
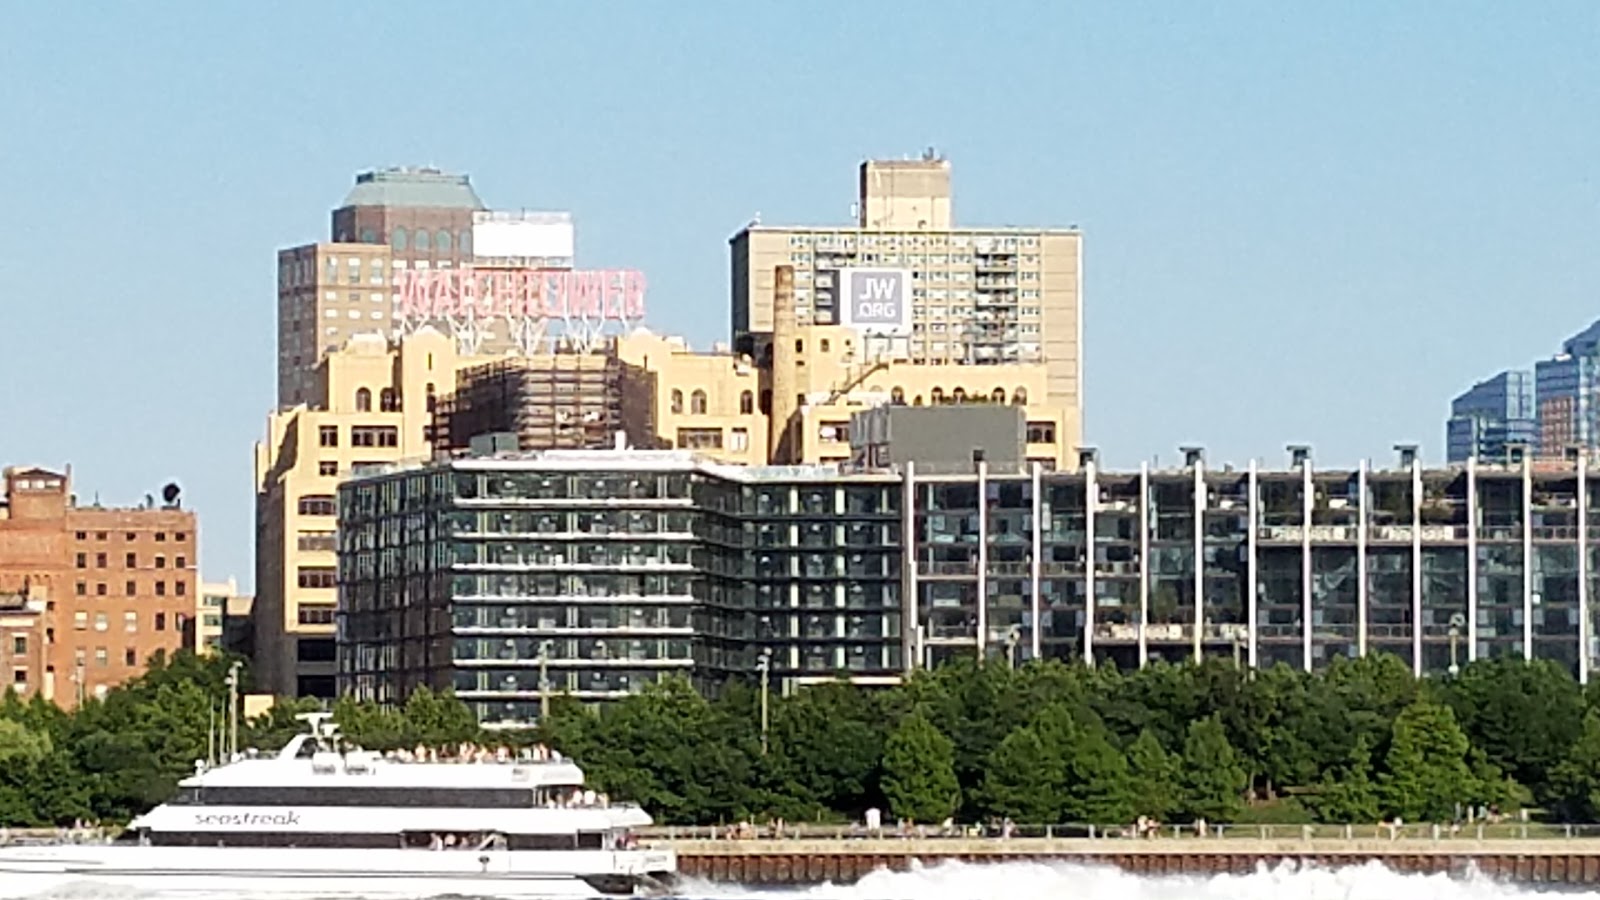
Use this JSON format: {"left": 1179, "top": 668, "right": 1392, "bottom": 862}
{"left": 0, "top": 466, "right": 198, "bottom": 706}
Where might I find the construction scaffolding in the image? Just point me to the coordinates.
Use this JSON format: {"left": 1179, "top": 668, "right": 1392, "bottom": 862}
{"left": 434, "top": 354, "right": 626, "bottom": 456}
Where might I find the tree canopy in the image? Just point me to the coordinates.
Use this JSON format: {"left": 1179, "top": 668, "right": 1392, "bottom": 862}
{"left": 0, "top": 649, "right": 1593, "bottom": 828}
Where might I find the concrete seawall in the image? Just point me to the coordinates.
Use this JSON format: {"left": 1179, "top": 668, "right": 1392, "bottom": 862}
{"left": 665, "top": 838, "right": 1600, "bottom": 885}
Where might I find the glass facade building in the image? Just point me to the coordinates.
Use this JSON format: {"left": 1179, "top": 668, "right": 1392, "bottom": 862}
{"left": 339, "top": 448, "right": 1600, "bottom": 724}
{"left": 1446, "top": 370, "right": 1536, "bottom": 464}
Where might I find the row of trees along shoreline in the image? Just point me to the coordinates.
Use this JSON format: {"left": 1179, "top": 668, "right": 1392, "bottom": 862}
{"left": 6, "top": 650, "right": 1600, "bottom": 828}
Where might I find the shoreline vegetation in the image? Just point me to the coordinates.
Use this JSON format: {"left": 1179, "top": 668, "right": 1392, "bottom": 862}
{"left": 5, "top": 651, "right": 1600, "bottom": 830}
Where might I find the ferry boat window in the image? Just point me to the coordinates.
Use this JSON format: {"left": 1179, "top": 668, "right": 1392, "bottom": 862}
{"left": 577, "top": 831, "right": 604, "bottom": 849}
{"left": 194, "top": 786, "right": 539, "bottom": 808}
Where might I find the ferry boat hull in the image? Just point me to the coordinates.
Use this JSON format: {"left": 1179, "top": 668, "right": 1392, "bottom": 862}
{"left": 0, "top": 844, "right": 679, "bottom": 898}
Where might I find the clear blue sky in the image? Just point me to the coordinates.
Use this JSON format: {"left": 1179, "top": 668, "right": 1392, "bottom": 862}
{"left": 2, "top": 3, "right": 1597, "bottom": 591}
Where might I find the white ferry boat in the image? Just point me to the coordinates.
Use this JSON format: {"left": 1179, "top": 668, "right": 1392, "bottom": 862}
{"left": 0, "top": 713, "right": 677, "bottom": 897}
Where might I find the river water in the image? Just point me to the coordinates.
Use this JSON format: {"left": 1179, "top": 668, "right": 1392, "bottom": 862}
{"left": 2, "top": 861, "right": 1593, "bottom": 900}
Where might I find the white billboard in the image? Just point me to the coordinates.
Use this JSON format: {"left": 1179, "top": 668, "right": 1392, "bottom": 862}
{"left": 837, "top": 268, "right": 912, "bottom": 336}
{"left": 472, "top": 211, "right": 575, "bottom": 262}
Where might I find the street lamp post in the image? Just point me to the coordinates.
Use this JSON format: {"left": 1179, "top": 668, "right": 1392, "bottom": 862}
{"left": 538, "top": 641, "right": 554, "bottom": 722}
{"left": 1448, "top": 613, "right": 1465, "bottom": 678}
{"left": 756, "top": 649, "right": 772, "bottom": 755}
{"left": 225, "top": 661, "right": 242, "bottom": 760}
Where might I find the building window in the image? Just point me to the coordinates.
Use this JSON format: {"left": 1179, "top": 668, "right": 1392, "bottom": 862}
{"left": 351, "top": 426, "right": 399, "bottom": 447}
{"left": 176, "top": 555, "right": 186, "bottom": 569}
{"left": 124, "top": 647, "right": 137, "bottom": 667}
{"left": 76, "top": 553, "right": 87, "bottom": 569}
{"left": 670, "top": 389, "right": 684, "bottom": 414}
{"left": 675, "top": 428, "right": 723, "bottom": 450}
{"left": 319, "top": 425, "right": 339, "bottom": 447}
{"left": 380, "top": 388, "right": 398, "bottom": 412}
{"left": 298, "top": 495, "right": 336, "bottom": 516}
{"left": 155, "top": 555, "right": 166, "bottom": 569}
{"left": 355, "top": 388, "right": 372, "bottom": 411}
{"left": 125, "top": 552, "right": 136, "bottom": 567}
{"left": 94, "top": 613, "right": 108, "bottom": 632}
{"left": 96, "top": 553, "right": 106, "bottom": 567}
{"left": 436, "top": 230, "right": 452, "bottom": 253}
{"left": 297, "top": 567, "right": 337, "bottom": 589}
{"left": 175, "top": 580, "right": 186, "bottom": 597}
{"left": 690, "top": 390, "right": 708, "bottom": 415}
{"left": 1026, "top": 421, "right": 1057, "bottom": 444}
{"left": 94, "top": 648, "right": 108, "bottom": 668}
{"left": 75, "top": 531, "right": 87, "bottom": 541}
{"left": 298, "top": 606, "right": 336, "bottom": 626}
{"left": 1012, "top": 386, "right": 1029, "bottom": 405}
{"left": 740, "top": 390, "right": 754, "bottom": 415}
{"left": 75, "top": 581, "right": 86, "bottom": 596}
{"left": 11, "top": 669, "right": 24, "bottom": 687}
{"left": 11, "top": 635, "right": 25, "bottom": 656}
{"left": 125, "top": 580, "right": 135, "bottom": 596}
{"left": 175, "top": 532, "right": 186, "bottom": 543}
{"left": 730, "top": 428, "right": 750, "bottom": 452}
{"left": 125, "top": 532, "right": 135, "bottom": 541}
{"left": 459, "top": 230, "right": 472, "bottom": 255}
{"left": 391, "top": 226, "right": 408, "bottom": 252}
{"left": 96, "top": 583, "right": 107, "bottom": 596}
{"left": 319, "top": 461, "right": 338, "bottom": 477}
{"left": 155, "top": 532, "right": 166, "bottom": 542}
{"left": 155, "top": 581, "right": 166, "bottom": 597}
{"left": 155, "top": 613, "right": 167, "bottom": 632}
{"left": 125, "top": 612, "right": 137, "bottom": 632}
{"left": 73, "top": 612, "right": 87, "bottom": 631}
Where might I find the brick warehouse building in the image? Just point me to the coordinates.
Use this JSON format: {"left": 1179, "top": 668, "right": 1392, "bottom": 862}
{"left": 0, "top": 466, "right": 198, "bottom": 705}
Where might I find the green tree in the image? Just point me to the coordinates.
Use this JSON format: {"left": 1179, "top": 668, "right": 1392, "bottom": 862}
{"left": 1126, "top": 728, "right": 1177, "bottom": 820}
{"left": 1306, "top": 736, "right": 1381, "bottom": 824}
{"left": 1381, "top": 700, "right": 1476, "bottom": 822}
{"left": 1443, "top": 659, "right": 1583, "bottom": 803}
{"left": 980, "top": 726, "right": 1060, "bottom": 823}
{"left": 881, "top": 711, "right": 959, "bottom": 823}
{"left": 1177, "top": 715, "right": 1246, "bottom": 822}
{"left": 1550, "top": 711, "right": 1600, "bottom": 821}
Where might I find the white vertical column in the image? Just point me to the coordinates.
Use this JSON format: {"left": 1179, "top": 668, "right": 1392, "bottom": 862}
{"left": 1302, "top": 458, "right": 1314, "bottom": 672}
{"left": 1247, "top": 460, "right": 1259, "bottom": 668}
{"left": 903, "top": 461, "right": 919, "bottom": 672}
{"left": 1523, "top": 454, "right": 1535, "bottom": 661}
{"left": 1411, "top": 457, "right": 1424, "bottom": 677}
{"left": 976, "top": 460, "right": 989, "bottom": 662}
{"left": 1030, "top": 461, "right": 1043, "bottom": 662}
{"left": 1194, "top": 460, "right": 1206, "bottom": 661}
{"left": 1084, "top": 460, "right": 1098, "bottom": 664}
{"left": 1466, "top": 457, "right": 1480, "bottom": 662}
{"left": 1580, "top": 454, "right": 1590, "bottom": 685}
{"left": 1139, "top": 461, "right": 1151, "bottom": 669}
{"left": 1358, "top": 461, "right": 1370, "bottom": 657}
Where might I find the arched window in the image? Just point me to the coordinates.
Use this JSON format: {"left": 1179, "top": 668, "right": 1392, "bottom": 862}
{"left": 739, "top": 390, "right": 754, "bottom": 415}
{"left": 891, "top": 387, "right": 905, "bottom": 405}
{"left": 436, "top": 230, "right": 452, "bottom": 253}
{"left": 1012, "top": 387, "right": 1028, "bottom": 405}
{"left": 952, "top": 388, "right": 968, "bottom": 404}
{"left": 690, "top": 390, "right": 708, "bottom": 415}
{"left": 425, "top": 382, "right": 437, "bottom": 413}
{"left": 415, "top": 230, "right": 431, "bottom": 252}
{"left": 991, "top": 387, "right": 1006, "bottom": 404}
{"left": 459, "top": 230, "right": 472, "bottom": 255}
{"left": 359, "top": 229, "right": 376, "bottom": 244}
{"left": 355, "top": 388, "right": 372, "bottom": 412}
{"left": 380, "top": 388, "right": 398, "bottom": 412}
{"left": 930, "top": 387, "right": 946, "bottom": 404}
{"left": 390, "top": 227, "right": 408, "bottom": 252}
{"left": 670, "top": 389, "right": 684, "bottom": 414}
{"left": 913, "top": 395, "right": 924, "bottom": 406}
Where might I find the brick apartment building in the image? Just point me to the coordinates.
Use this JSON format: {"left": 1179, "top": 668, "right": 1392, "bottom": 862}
{"left": 0, "top": 466, "right": 198, "bottom": 706}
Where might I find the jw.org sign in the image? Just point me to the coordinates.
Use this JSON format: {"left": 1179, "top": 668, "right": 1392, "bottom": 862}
{"left": 839, "top": 268, "right": 912, "bottom": 336}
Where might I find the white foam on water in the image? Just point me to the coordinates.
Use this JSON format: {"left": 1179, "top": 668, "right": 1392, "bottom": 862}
{"left": 4, "top": 860, "right": 1595, "bottom": 900}
{"left": 680, "top": 858, "right": 1597, "bottom": 900}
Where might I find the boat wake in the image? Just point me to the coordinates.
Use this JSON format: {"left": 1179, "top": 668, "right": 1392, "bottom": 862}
{"left": 2, "top": 859, "right": 1592, "bottom": 900}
